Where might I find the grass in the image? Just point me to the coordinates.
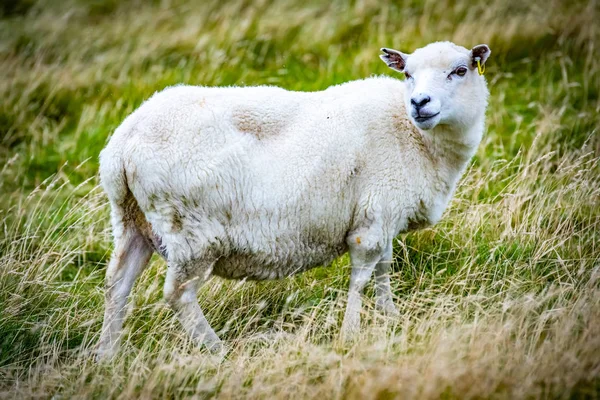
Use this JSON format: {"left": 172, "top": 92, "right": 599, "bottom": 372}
{"left": 0, "top": 0, "right": 599, "bottom": 398}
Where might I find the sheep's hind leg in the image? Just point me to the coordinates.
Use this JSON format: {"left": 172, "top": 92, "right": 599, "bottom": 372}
{"left": 164, "top": 259, "right": 222, "bottom": 352}
{"left": 374, "top": 244, "right": 399, "bottom": 316}
{"left": 97, "top": 228, "right": 153, "bottom": 360}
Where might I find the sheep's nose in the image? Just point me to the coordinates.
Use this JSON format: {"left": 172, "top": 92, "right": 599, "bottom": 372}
{"left": 411, "top": 94, "right": 431, "bottom": 109}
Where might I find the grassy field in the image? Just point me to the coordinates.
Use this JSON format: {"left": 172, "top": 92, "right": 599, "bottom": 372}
{"left": 1, "top": 0, "right": 599, "bottom": 398}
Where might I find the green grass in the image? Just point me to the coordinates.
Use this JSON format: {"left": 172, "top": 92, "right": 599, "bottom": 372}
{"left": 1, "top": 0, "right": 599, "bottom": 398}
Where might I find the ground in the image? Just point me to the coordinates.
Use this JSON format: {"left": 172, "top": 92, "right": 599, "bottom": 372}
{"left": 0, "top": 0, "right": 599, "bottom": 398}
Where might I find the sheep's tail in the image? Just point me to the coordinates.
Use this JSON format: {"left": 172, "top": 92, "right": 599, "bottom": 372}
{"left": 99, "top": 112, "right": 142, "bottom": 208}
{"left": 99, "top": 143, "right": 134, "bottom": 245}
{"left": 99, "top": 144, "right": 127, "bottom": 204}
{"left": 99, "top": 141, "right": 165, "bottom": 257}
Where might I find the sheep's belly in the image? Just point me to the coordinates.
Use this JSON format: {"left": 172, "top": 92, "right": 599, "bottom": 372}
{"left": 212, "top": 241, "right": 348, "bottom": 281}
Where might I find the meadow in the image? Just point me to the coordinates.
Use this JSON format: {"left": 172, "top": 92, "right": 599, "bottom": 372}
{"left": 1, "top": 0, "right": 599, "bottom": 398}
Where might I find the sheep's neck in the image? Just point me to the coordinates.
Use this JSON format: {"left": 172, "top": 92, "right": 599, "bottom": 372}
{"left": 416, "top": 119, "right": 484, "bottom": 193}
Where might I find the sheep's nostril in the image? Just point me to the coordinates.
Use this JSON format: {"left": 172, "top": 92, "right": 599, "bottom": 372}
{"left": 411, "top": 95, "right": 431, "bottom": 108}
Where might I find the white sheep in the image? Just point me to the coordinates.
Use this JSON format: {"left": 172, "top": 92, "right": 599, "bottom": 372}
{"left": 96, "top": 41, "right": 491, "bottom": 359}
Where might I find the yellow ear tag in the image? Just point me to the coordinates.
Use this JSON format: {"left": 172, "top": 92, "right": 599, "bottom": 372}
{"left": 477, "top": 59, "right": 485, "bottom": 76}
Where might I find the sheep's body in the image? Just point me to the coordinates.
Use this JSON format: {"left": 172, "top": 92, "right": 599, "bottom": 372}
{"left": 102, "top": 78, "right": 458, "bottom": 280}
{"left": 97, "top": 41, "right": 490, "bottom": 359}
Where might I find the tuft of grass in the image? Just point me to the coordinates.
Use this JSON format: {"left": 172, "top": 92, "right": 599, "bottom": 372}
{"left": 1, "top": 0, "right": 599, "bottom": 398}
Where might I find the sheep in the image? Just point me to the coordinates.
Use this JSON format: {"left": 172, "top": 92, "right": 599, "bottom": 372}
{"left": 96, "top": 41, "right": 491, "bottom": 359}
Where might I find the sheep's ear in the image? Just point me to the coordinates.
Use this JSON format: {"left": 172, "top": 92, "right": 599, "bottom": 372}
{"left": 470, "top": 44, "right": 491, "bottom": 68}
{"left": 380, "top": 48, "right": 408, "bottom": 72}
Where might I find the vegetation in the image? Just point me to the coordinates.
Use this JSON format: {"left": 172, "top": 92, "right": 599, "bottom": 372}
{"left": 1, "top": 0, "right": 599, "bottom": 398}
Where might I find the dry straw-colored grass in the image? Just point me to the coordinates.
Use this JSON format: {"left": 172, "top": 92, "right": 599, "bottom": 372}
{"left": 1, "top": 0, "right": 599, "bottom": 398}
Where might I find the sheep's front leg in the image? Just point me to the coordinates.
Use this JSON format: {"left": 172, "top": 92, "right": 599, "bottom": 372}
{"left": 163, "top": 261, "right": 222, "bottom": 353}
{"left": 374, "top": 244, "right": 399, "bottom": 316}
{"left": 341, "top": 228, "right": 387, "bottom": 340}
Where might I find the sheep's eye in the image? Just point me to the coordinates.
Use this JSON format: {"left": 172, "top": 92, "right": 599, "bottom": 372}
{"left": 404, "top": 72, "right": 412, "bottom": 80}
{"left": 455, "top": 67, "right": 467, "bottom": 77}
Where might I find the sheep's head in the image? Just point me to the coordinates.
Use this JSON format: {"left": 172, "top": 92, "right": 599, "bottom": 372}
{"left": 380, "top": 42, "right": 490, "bottom": 131}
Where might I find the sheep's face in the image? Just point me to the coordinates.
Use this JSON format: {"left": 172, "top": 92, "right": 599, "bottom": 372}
{"left": 380, "top": 42, "right": 490, "bottom": 131}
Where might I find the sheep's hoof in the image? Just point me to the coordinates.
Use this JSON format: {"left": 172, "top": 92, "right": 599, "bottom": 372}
{"left": 376, "top": 299, "right": 400, "bottom": 317}
{"left": 206, "top": 339, "right": 224, "bottom": 353}
{"left": 204, "top": 340, "right": 229, "bottom": 363}
{"left": 94, "top": 344, "right": 117, "bottom": 363}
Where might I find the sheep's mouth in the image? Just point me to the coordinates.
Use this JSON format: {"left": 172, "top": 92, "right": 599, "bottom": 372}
{"left": 414, "top": 112, "right": 440, "bottom": 123}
